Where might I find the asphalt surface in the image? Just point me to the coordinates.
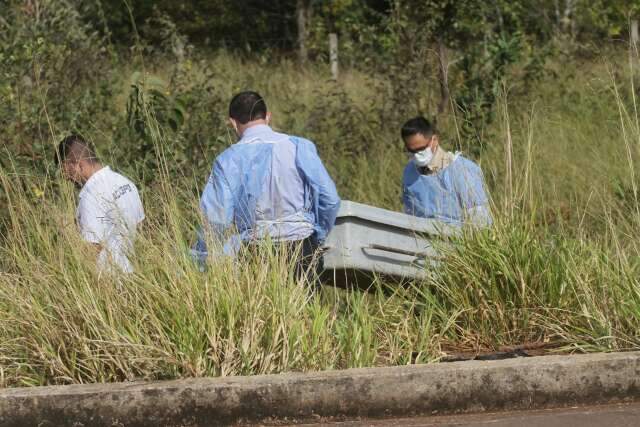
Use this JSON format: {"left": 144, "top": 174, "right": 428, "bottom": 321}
{"left": 287, "top": 402, "right": 640, "bottom": 427}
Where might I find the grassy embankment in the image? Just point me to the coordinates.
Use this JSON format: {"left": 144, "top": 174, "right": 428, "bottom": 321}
{"left": 2, "top": 51, "right": 640, "bottom": 387}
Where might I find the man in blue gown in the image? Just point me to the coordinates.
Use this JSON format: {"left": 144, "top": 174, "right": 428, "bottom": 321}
{"left": 195, "top": 91, "right": 341, "bottom": 280}
{"left": 401, "top": 116, "right": 492, "bottom": 227}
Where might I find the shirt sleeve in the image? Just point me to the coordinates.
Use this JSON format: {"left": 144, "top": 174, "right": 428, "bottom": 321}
{"left": 402, "top": 188, "right": 423, "bottom": 217}
{"left": 77, "top": 196, "right": 108, "bottom": 244}
{"left": 295, "top": 139, "right": 341, "bottom": 244}
{"left": 199, "top": 159, "right": 235, "bottom": 240}
{"left": 402, "top": 166, "right": 416, "bottom": 216}
{"left": 456, "top": 161, "right": 492, "bottom": 226}
{"left": 402, "top": 164, "right": 427, "bottom": 218}
{"left": 455, "top": 162, "right": 488, "bottom": 208}
{"left": 133, "top": 187, "right": 145, "bottom": 224}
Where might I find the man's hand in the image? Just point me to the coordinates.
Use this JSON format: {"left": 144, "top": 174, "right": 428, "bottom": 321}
{"left": 87, "top": 242, "right": 103, "bottom": 257}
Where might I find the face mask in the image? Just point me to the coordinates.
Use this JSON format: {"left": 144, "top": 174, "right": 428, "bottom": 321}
{"left": 413, "top": 147, "right": 433, "bottom": 167}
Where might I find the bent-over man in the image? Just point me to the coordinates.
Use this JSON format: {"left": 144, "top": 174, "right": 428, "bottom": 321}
{"left": 56, "top": 135, "right": 145, "bottom": 273}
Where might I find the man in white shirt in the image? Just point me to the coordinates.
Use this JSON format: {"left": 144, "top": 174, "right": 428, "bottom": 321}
{"left": 56, "top": 135, "right": 145, "bottom": 273}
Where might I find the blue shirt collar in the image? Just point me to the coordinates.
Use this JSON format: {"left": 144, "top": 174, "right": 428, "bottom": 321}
{"left": 239, "top": 124, "right": 273, "bottom": 143}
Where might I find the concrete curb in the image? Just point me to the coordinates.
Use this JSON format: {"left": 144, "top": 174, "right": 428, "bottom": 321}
{"left": 1, "top": 352, "right": 640, "bottom": 426}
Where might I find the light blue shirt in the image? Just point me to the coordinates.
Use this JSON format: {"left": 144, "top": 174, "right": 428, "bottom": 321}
{"left": 402, "top": 155, "right": 492, "bottom": 227}
{"left": 196, "top": 125, "right": 340, "bottom": 257}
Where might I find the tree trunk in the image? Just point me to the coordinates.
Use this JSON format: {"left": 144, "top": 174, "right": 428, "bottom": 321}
{"left": 296, "top": 0, "right": 311, "bottom": 64}
{"left": 329, "top": 33, "right": 339, "bottom": 80}
{"left": 632, "top": 19, "right": 639, "bottom": 47}
{"left": 437, "top": 38, "right": 450, "bottom": 115}
{"left": 561, "top": 0, "right": 575, "bottom": 36}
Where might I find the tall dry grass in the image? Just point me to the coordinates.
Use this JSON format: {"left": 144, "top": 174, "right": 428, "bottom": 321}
{"left": 3, "top": 49, "right": 640, "bottom": 388}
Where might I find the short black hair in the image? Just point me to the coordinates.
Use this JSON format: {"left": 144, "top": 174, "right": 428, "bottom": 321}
{"left": 401, "top": 116, "right": 437, "bottom": 140}
{"left": 55, "top": 134, "right": 98, "bottom": 165}
{"left": 228, "top": 91, "right": 267, "bottom": 124}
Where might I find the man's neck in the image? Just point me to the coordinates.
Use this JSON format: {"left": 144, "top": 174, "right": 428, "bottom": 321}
{"left": 238, "top": 120, "right": 270, "bottom": 138}
{"left": 420, "top": 147, "right": 453, "bottom": 175}
{"left": 82, "top": 163, "right": 104, "bottom": 184}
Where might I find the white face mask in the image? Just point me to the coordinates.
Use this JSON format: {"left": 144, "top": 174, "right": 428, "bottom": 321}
{"left": 413, "top": 147, "right": 434, "bottom": 167}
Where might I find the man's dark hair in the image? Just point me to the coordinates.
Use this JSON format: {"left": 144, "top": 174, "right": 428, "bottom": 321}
{"left": 228, "top": 91, "right": 267, "bottom": 124}
{"left": 401, "top": 116, "right": 437, "bottom": 140}
{"left": 55, "top": 134, "right": 98, "bottom": 165}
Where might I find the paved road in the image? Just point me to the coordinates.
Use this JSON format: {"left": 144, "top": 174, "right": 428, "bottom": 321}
{"left": 287, "top": 402, "right": 640, "bottom": 427}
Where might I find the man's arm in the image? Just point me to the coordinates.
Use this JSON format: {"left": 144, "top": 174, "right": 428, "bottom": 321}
{"left": 402, "top": 188, "right": 425, "bottom": 218}
{"left": 87, "top": 242, "right": 104, "bottom": 257}
{"left": 402, "top": 167, "right": 425, "bottom": 217}
{"left": 295, "top": 138, "right": 340, "bottom": 243}
{"left": 198, "top": 159, "right": 235, "bottom": 247}
{"left": 78, "top": 198, "right": 106, "bottom": 243}
{"left": 77, "top": 197, "right": 108, "bottom": 261}
{"left": 457, "top": 163, "right": 492, "bottom": 227}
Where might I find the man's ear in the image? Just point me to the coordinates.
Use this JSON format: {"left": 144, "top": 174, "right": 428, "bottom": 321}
{"left": 229, "top": 118, "right": 239, "bottom": 134}
{"left": 79, "top": 160, "right": 92, "bottom": 180}
{"left": 265, "top": 112, "right": 272, "bottom": 125}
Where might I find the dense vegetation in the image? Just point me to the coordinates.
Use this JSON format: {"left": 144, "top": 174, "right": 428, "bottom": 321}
{"left": 2, "top": 0, "right": 640, "bottom": 387}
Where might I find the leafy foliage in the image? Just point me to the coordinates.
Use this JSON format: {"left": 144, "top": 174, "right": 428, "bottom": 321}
{"left": 126, "top": 72, "right": 185, "bottom": 136}
{"left": 0, "top": 0, "right": 110, "bottom": 164}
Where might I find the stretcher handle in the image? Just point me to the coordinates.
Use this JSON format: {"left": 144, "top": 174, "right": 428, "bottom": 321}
{"left": 365, "top": 244, "right": 430, "bottom": 258}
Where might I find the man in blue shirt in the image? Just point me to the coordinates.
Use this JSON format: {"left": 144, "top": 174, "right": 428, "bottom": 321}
{"left": 401, "top": 116, "right": 492, "bottom": 226}
{"left": 195, "top": 91, "right": 341, "bottom": 279}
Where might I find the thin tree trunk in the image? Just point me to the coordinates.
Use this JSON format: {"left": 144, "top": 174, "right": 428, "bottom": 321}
{"left": 495, "top": 4, "right": 504, "bottom": 33}
{"left": 562, "top": 0, "right": 575, "bottom": 36}
{"left": 296, "top": 0, "right": 310, "bottom": 64}
{"left": 437, "top": 38, "right": 450, "bottom": 115}
{"left": 329, "top": 33, "right": 339, "bottom": 80}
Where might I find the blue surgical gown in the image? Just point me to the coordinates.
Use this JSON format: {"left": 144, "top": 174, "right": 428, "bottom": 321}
{"left": 402, "top": 155, "right": 492, "bottom": 226}
{"left": 196, "top": 125, "right": 340, "bottom": 257}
